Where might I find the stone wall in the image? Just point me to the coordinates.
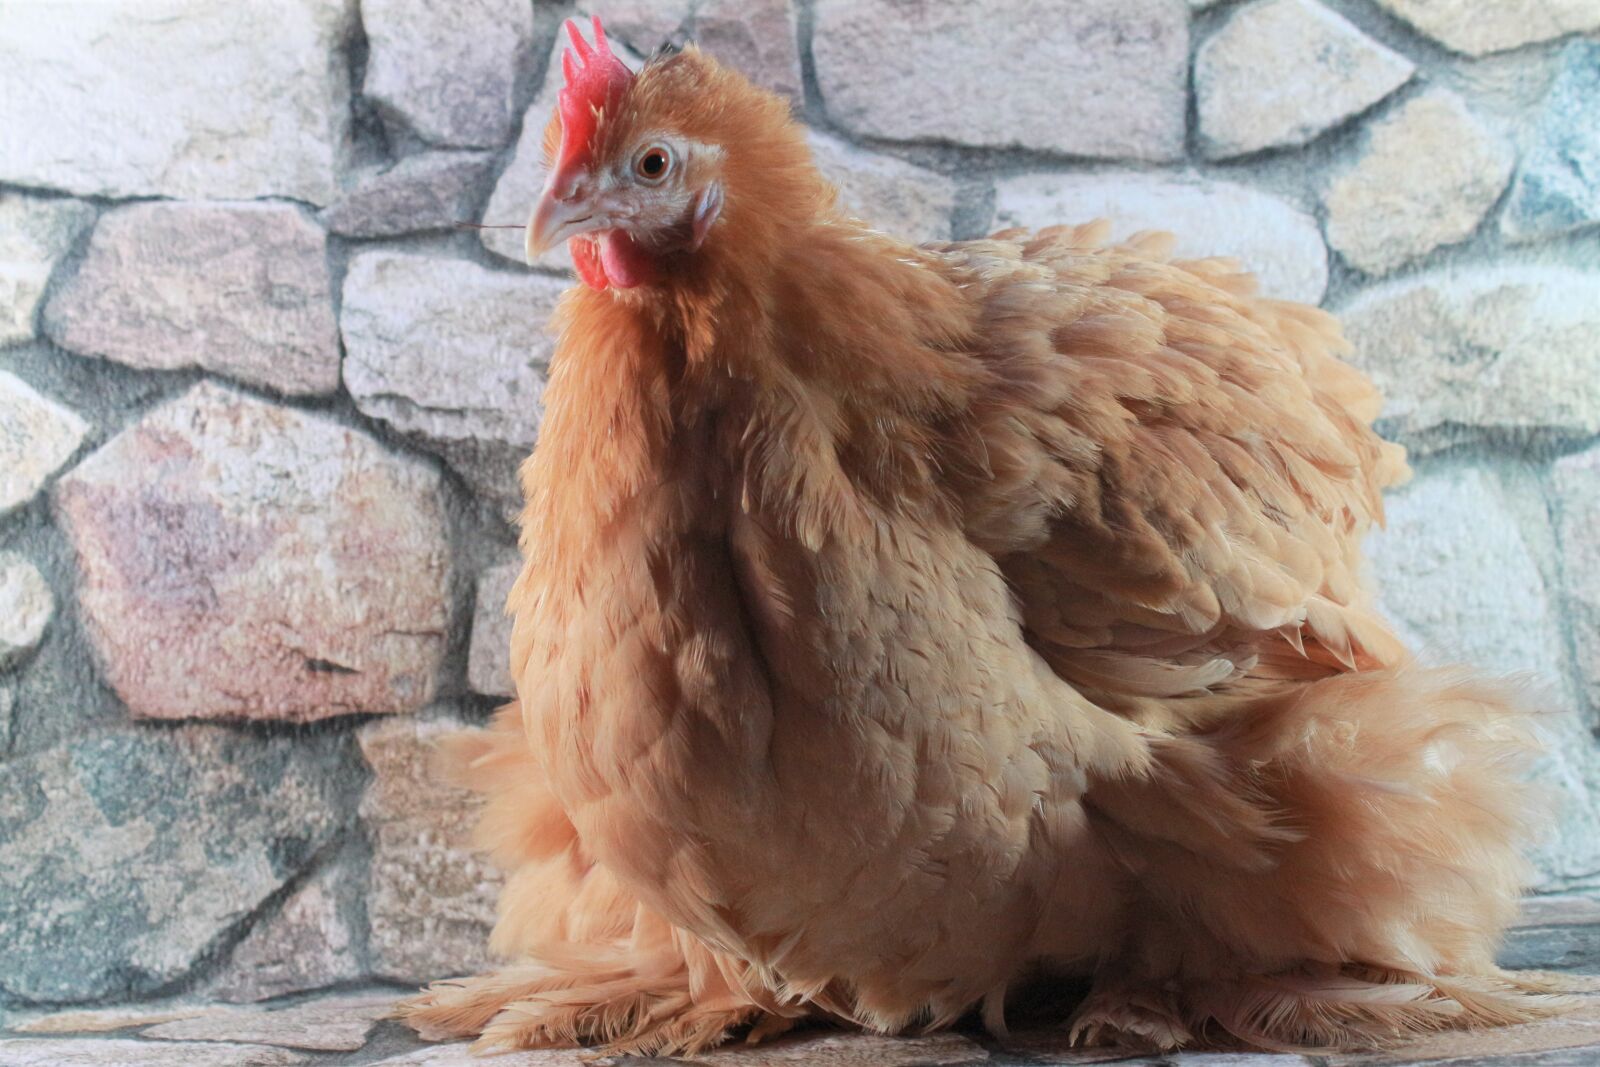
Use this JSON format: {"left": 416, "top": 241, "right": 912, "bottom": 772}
{"left": 1, "top": 0, "right": 1597, "bottom": 1014}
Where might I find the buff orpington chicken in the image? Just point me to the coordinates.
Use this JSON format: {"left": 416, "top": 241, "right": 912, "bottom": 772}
{"left": 402, "top": 16, "right": 1562, "bottom": 1056}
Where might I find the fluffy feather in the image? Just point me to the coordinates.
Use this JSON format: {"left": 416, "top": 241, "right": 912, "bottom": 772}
{"left": 400, "top": 38, "right": 1564, "bottom": 1056}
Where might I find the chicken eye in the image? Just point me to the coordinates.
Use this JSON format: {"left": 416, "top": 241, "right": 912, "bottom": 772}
{"left": 634, "top": 144, "right": 672, "bottom": 183}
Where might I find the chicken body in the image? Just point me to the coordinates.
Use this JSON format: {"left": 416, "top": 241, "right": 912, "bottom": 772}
{"left": 405, "top": 34, "right": 1552, "bottom": 1056}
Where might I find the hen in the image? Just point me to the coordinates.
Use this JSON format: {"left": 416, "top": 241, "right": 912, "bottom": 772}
{"left": 404, "top": 17, "right": 1557, "bottom": 1056}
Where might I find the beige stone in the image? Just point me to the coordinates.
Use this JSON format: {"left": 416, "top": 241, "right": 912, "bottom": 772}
{"left": 340, "top": 253, "right": 561, "bottom": 518}
{"left": 371, "top": 1045, "right": 594, "bottom": 1066}
{"left": 203, "top": 864, "right": 362, "bottom": 1002}
{"left": 0, "top": 0, "right": 352, "bottom": 203}
{"left": 362, "top": 0, "right": 533, "bottom": 148}
{"left": 360, "top": 717, "right": 502, "bottom": 981}
{"left": 1324, "top": 89, "right": 1512, "bottom": 275}
{"left": 320, "top": 151, "right": 496, "bottom": 238}
{"left": 1373, "top": 0, "right": 1600, "bottom": 56}
{"left": 1197, "top": 0, "right": 1413, "bottom": 159}
{"left": 813, "top": 0, "right": 1187, "bottom": 161}
{"left": 44, "top": 202, "right": 341, "bottom": 396}
{"left": 1339, "top": 267, "right": 1600, "bottom": 453}
{"left": 11, "top": 1005, "right": 218, "bottom": 1035}
{"left": 0, "top": 195, "right": 94, "bottom": 344}
{"left": 52, "top": 382, "right": 450, "bottom": 722}
{"left": 0, "top": 1039, "right": 307, "bottom": 1066}
{"left": 468, "top": 555, "right": 521, "bottom": 699}
{"left": 0, "top": 371, "right": 88, "bottom": 519}
{"left": 144, "top": 993, "right": 394, "bottom": 1052}
{"left": 0, "top": 554, "right": 53, "bottom": 672}
{"left": 809, "top": 131, "right": 957, "bottom": 244}
{"left": 696, "top": 0, "right": 803, "bottom": 103}
{"left": 1554, "top": 446, "right": 1600, "bottom": 712}
{"left": 993, "top": 171, "right": 1327, "bottom": 304}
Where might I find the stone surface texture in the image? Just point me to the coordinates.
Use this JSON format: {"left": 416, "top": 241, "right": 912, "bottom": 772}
{"left": 341, "top": 253, "right": 560, "bottom": 517}
{"left": 1373, "top": 0, "right": 1600, "bottom": 56}
{"left": 1502, "top": 41, "right": 1600, "bottom": 243}
{"left": 0, "top": 371, "right": 88, "bottom": 519}
{"left": 359, "top": 718, "right": 501, "bottom": 982}
{"left": 143, "top": 994, "right": 394, "bottom": 1051}
{"left": 1196, "top": 0, "right": 1414, "bottom": 159}
{"left": 52, "top": 383, "right": 450, "bottom": 722}
{"left": 0, "top": 726, "right": 352, "bottom": 1001}
{"left": 695, "top": 0, "right": 804, "bottom": 103}
{"left": 1340, "top": 267, "right": 1600, "bottom": 453}
{"left": 809, "top": 131, "right": 958, "bottom": 244}
{"left": 1554, "top": 446, "right": 1600, "bottom": 713}
{"left": 813, "top": 0, "right": 1188, "bottom": 161}
{"left": 467, "top": 555, "right": 521, "bottom": 699}
{"left": 320, "top": 152, "right": 497, "bottom": 238}
{"left": 44, "top": 202, "right": 342, "bottom": 396}
{"left": 0, "top": 0, "right": 352, "bottom": 203}
{"left": 0, "top": 195, "right": 95, "bottom": 345}
{"left": 362, "top": 0, "right": 533, "bottom": 149}
{"left": 4, "top": 0, "right": 1599, "bottom": 1052}
{"left": 993, "top": 171, "right": 1328, "bottom": 303}
{"left": 200, "top": 863, "right": 363, "bottom": 1003}
{"left": 0, "top": 553, "right": 54, "bottom": 673}
{"left": 1324, "top": 88, "right": 1513, "bottom": 275}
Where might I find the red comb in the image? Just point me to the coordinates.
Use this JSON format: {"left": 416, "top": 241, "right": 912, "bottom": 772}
{"left": 555, "top": 16, "right": 634, "bottom": 174}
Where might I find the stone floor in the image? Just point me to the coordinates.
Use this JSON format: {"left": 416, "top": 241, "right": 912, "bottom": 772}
{"left": 2, "top": 895, "right": 1597, "bottom": 1067}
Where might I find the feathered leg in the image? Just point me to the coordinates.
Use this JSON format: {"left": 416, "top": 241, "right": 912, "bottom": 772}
{"left": 397, "top": 704, "right": 796, "bottom": 1054}
{"left": 1072, "top": 664, "right": 1568, "bottom": 1052}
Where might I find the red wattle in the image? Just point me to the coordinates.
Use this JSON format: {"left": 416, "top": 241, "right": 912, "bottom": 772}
{"left": 570, "top": 237, "right": 609, "bottom": 291}
{"left": 599, "top": 231, "right": 657, "bottom": 289}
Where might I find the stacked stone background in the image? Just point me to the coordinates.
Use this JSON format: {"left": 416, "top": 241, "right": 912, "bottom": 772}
{"left": 1, "top": 0, "right": 1598, "bottom": 1032}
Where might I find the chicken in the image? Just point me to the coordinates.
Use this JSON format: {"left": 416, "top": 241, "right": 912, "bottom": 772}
{"left": 402, "top": 17, "right": 1559, "bottom": 1056}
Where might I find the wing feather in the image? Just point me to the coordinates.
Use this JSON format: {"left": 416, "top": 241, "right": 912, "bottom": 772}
{"left": 933, "top": 226, "right": 1408, "bottom": 720}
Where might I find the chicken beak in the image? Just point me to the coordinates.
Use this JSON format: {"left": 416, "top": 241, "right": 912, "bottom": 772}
{"left": 526, "top": 168, "right": 609, "bottom": 263}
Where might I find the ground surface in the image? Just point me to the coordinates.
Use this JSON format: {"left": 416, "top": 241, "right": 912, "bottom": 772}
{"left": 3, "top": 896, "right": 1597, "bottom": 1067}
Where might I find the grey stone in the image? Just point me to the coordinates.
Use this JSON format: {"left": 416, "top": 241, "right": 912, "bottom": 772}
{"left": 0, "top": 0, "right": 352, "bottom": 203}
{"left": 201, "top": 861, "right": 362, "bottom": 1002}
{"left": 0, "top": 371, "right": 88, "bottom": 519}
{"left": 0, "top": 195, "right": 95, "bottom": 345}
{"left": 43, "top": 202, "right": 341, "bottom": 397}
{"left": 1196, "top": 0, "right": 1414, "bottom": 159}
{"left": 1553, "top": 445, "right": 1600, "bottom": 713}
{"left": 360, "top": 716, "right": 502, "bottom": 982}
{"left": 992, "top": 171, "right": 1328, "bottom": 304}
{"left": 361, "top": 0, "right": 534, "bottom": 148}
{"left": 1503, "top": 41, "right": 1600, "bottom": 243}
{"left": 341, "top": 253, "right": 560, "bottom": 517}
{"left": 700, "top": 1031, "right": 989, "bottom": 1066}
{"left": 1373, "top": 0, "right": 1600, "bottom": 56}
{"left": 592, "top": 0, "right": 695, "bottom": 53}
{"left": 808, "top": 131, "right": 957, "bottom": 245}
{"left": 1324, "top": 89, "right": 1513, "bottom": 275}
{"left": 320, "top": 151, "right": 497, "bottom": 238}
{"left": 695, "top": 0, "right": 803, "bottom": 103}
{"left": 0, "top": 725, "right": 351, "bottom": 1001}
{"left": 52, "top": 382, "right": 450, "bottom": 723}
{"left": 1339, "top": 267, "right": 1600, "bottom": 454}
{"left": 1366, "top": 464, "right": 1600, "bottom": 889}
{"left": 0, "top": 554, "right": 53, "bottom": 673}
{"left": 0, "top": 1039, "right": 307, "bottom": 1066}
{"left": 468, "top": 555, "right": 521, "bottom": 699}
{"left": 144, "top": 993, "right": 394, "bottom": 1051}
{"left": 813, "top": 0, "right": 1187, "bottom": 161}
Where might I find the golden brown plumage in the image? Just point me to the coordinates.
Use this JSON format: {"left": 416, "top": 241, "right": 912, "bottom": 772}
{"left": 402, "top": 24, "right": 1560, "bottom": 1056}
